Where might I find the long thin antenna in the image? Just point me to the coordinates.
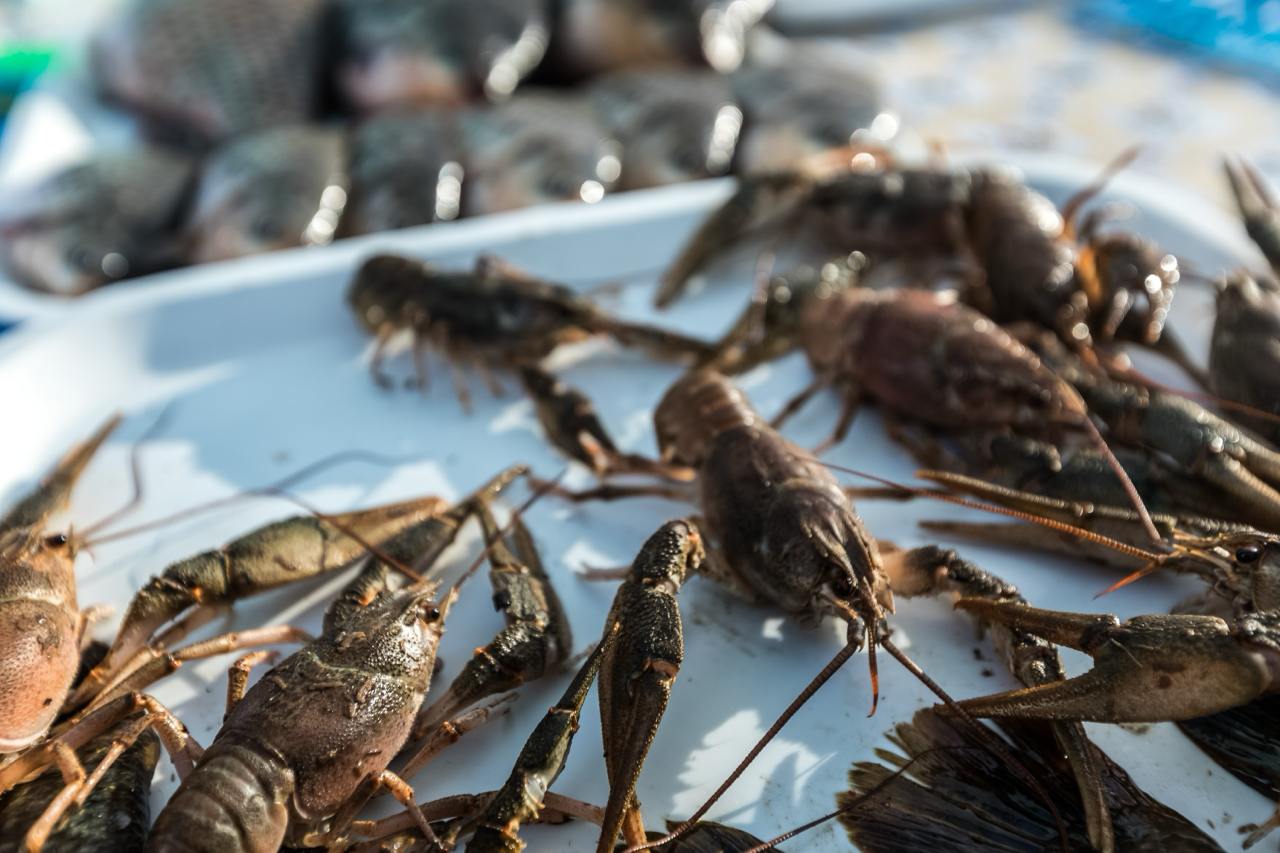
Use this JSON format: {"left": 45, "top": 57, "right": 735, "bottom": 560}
{"left": 737, "top": 744, "right": 989, "bottom": 853}
{"left": 625, "top": 640, "right": 861, "bottom": 852}
{"left": 818, "top": 460, "right": 1168, "bottom": 563}
{"left": 268, "top": 491, "right": 425, "bottom": 582}
{"left": 1111, "top": 359, "right": 1280, "bottom": 426}
{"left": 1076, "top": 412, "right": 1162, "bottom": 545}
{"left": 87, "top": 450, "right": 414, "bottom": 546}
{"left": 879, "top": 636, "right": 1070, "bottom": 852}
{"left": 79, "top": 404, "right": 176, "bottom": 538}
{"left": 448, "top": 469, "right": 566, "bottom": 594}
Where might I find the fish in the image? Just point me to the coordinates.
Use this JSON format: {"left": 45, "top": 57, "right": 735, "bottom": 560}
{"left": 91, "top": 0, "right": 329, "bottom": 147}
{"left": 0, "top": 148, "right": 195, "bottom": 295}
{"left": 187, "top": 125, "right": 349, "bottom": 263}
{"left": 0, "top": 728, "right": 159, "bottom": 853}
{"left": 840, "top": 709, "right": 1222, "bottom": 852}
{"left": 344, "top": 110, "right": 466, "bottom": 235}
{"left": 731, "top": 56, "right": 885, "bottom": 173}
{"left": 460, "top": 90, "right": 620, "bottom": 214}
{"left": 589, "top": 69, "right": 741, "bottom": 189}
{"left": 553, "top": 0, "right": 774, "bottom": 77}
{"left": 334, "top": 0, "right": 550, "bottom": 111}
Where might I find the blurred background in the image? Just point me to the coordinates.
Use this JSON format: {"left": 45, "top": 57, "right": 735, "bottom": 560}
{"left": 0, "top": 0, "right": 1277, "bottom": 327}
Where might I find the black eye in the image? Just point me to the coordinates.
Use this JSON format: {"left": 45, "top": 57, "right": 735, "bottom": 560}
{"left": 1236, "top": 545, "right": 1263, "bottom": 563}
{"left": 492, "top": 591, "right": 512, "bottom": 612}
{"left": 830, "top": 575, "right": 853, "bottom": 598}
{"left": 44, "top": 533, "right": 69, "bottom": 548}
{"left": 420, "top": 605, "right": 441, "bottom": 623}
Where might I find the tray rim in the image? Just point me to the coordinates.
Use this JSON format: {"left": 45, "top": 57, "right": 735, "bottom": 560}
{"left": 1, "top": 151, "right": 1261, "bottom": 364}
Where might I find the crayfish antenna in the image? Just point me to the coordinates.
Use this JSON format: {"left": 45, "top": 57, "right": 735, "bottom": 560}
{"left": 446, "top": 467, "right": 565, "bottom": 593}
{"left": 625, "top": 638, "right": 863, "bottom": 852}
{"left": 820, "top": 461, "right": 1169, "bottom": 564}
{"left": 734, "top": 741, "right": 1000, "bottom": 853}
{"left": 1108, "top": 357, "right": 1280, "bottom": 428}
{"left": 85, "top": 448, "right": 418, "bottom": 547}
{"left": 1074, "top": 412, "right": 1164, "bottom": 547}
{"left": 78, "top": 404, "right": 175, "bottom": 540}
{"left": 876, "top": 636, "right": 1071, "bottom": 853}
{"left": 268, "top": 464, "right": 541, "bottom": 585}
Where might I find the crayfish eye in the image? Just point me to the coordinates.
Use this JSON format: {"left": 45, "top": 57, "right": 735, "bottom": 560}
{"left": 830, "top": 575, "right": 854, "bottom": 599}
{"left": 44, "top": 533, "right": 69, "bottom": 549}
{"left": 419, "top": 605, "right": 441, "bottom": 624}
{"left": 1236, "top": 544, "right": 1263, "bottom": 563}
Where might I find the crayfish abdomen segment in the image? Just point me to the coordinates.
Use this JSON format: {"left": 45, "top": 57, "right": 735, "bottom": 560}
{"left": 654, "top": 369, "right": 761, "bottom": 467}
{"left": 148, "top": 738, "right": 294, "bottom": 853}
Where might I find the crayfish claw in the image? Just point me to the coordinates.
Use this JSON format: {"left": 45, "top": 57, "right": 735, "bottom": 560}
{"left": 953, "top": 599, "right": 1118, "bottom": 651}
{"left": 1224, "top": 155, "right": 1280, "bottom": 273}
{"left": 950, "top": 608, "right": 1275, "bottom": 722}
{"left": 1199, "top": 452, "right": 1280, "bottom": 529}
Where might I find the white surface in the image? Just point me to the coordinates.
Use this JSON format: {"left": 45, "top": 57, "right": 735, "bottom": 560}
{"left": 0, "top": 160, "right": 1270, "bottom": 851}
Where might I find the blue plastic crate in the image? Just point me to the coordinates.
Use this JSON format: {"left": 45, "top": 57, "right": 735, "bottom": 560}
{"left": 1078, "top": 0, "right": 1280, "bottom": 77}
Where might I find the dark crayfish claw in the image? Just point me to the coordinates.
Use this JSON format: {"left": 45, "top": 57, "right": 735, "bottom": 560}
{"left": 462, "top": 626, "right": 618, "bottom": 852}
{"left": 949, "top": 601, "right": 1279, "bottom": 722}
{"left": 597, "top": 520, "right": 704, "bottom": 853}
{"left": 1224, "top": 155, "right": 1280, "bottom": 275}
{"left": 1210, "top": 271, "right": 1280, "bottom": 446}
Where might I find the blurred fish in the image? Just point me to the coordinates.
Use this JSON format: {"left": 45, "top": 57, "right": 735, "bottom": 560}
{"left": 0, "top": 727, "right": 159, "bottom": 853}
{"left": 841, "top": 709, "right": 1222, "bottom": 852}
{"left": 590, "top": 70, "right": 741, "bottom": 189}
{"left": 189, "top": 125, "right": 349, "bottom": 264}
{"left": 1, "top": 149, "right": 195, "bottom": 295}
{"left": 335, "top": 0, "right": 550, "bottom": 111}
{"left": 554, "top": 0, "right": 773, "bottom": 76}
{"left": 345, "top": 110, "right": 466, "bottom": 235}
{"left": 460, "top": 90, "right": 620, "bottom": 214}
{"left": 92, "top": 0, "right": 329, "bottom": 147}
{"left": 732, "top": 56, "right": 885, "bottom": 173}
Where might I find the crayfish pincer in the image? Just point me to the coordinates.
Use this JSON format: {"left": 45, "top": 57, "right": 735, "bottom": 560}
{"left": 148, "top": 562, "right": 454, "bottom": 852}
{"left": 951, "top": 603, "right": 1280, "bottom": 723}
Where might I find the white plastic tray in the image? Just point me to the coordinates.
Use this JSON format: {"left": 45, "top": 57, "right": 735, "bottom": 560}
{"left": 0, "top": 158, "right": 1269, "bottom": 851}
